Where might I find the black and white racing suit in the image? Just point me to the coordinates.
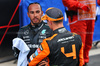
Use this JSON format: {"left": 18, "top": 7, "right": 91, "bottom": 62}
{"left": 16, "top": 21, "right": 53, "bottom": 59}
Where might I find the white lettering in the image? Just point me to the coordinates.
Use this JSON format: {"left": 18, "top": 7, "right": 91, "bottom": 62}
{"left": 57, "top": 36, "right": 74, "bottom": 42}
{"left": 27, "top": 44, "right": 39, "bottom": 48}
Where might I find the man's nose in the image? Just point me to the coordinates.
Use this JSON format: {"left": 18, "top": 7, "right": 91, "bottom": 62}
{"left": 34, "top": 13, "right": 37, "bottom": 17}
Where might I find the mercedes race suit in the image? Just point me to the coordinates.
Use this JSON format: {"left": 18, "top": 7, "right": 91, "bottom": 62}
{"left": 17, "top": 21, "right": 53, "bottom": 58}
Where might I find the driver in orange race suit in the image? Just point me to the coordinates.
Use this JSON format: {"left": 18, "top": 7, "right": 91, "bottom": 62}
{"left": 28, "top": 7, "right": 83, "bottom": 66}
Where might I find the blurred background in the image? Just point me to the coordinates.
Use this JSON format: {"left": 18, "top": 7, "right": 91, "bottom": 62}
{"left": 0, "top": 0, "right": 100, "bottom": 65}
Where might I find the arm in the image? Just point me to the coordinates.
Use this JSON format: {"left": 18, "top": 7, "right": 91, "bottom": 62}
{"left": 13, "top": 28, "right": 23, "bottom": 58}
{"left": 62, "top": 0, "right": 81, "bottom": 9}
{"left": 29, "top": 39, "right": 50, "bottom": 66}
{"left": 17, "top": 28, "right": 23, "bottom": 38}
{"left": 62, "top": 0, "right": 89, "bottom": 11}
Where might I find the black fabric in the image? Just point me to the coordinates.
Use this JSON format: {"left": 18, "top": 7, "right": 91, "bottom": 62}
{"left": 46, "top": 8, "right": 63, "bottom": 19}
{"left": 65, "top": 8, "right": 77, "bottom": 21}
{"left": 17, "top": 21, "right": 53, "bottom": 59}
{"left": 46, "top": 27, "right": 82, "bottom": 66}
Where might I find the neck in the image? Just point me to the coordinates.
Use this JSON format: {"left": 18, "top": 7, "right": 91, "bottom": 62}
{"left": 52, "top": 23, "right": 64, "bottom": 31}
{"left": 31, "top": 20, "right": 42, "bottom": 26}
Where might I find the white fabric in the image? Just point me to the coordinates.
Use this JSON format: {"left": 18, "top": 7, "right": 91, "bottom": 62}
{"left": 96, "top": 6, "right": 100, "bottom": 15}
{"left": 12, "top": 38, "right": 30, "bottom": 66}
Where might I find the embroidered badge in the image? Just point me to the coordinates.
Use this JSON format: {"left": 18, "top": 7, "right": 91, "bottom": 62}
{"left": 24, "top": 30, "right": 29, "bottom": 35}
{"left": 41, "top": 29, "right": 46, "bottom": 34}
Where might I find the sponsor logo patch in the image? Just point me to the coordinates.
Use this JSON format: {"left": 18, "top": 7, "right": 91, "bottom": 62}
{"left": 32, "top": 53, "right": 36, "bottom": 58}
{"left": 37, "top": 48, "right": 41, "bottom": 54}
{"left": 57, "top": 36, "right": 74, "bottom": 42}
{"left": 24, "top": 30, "right": 29, "bottom": 35}
{"left": 35, "top": 50, "right": 38, "bottom": 56}
{"left": 27, "top": 44, "right": 39, "bottom": 48}
{"left": 39, "top": 45, "right": 43, "bottom": 51}
{"left": 41, "top": 29, "right": 46, "bottom": 34}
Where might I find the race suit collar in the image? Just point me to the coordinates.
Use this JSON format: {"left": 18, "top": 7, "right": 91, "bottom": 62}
{"left": 29, "top": 21, "right": 44, "bottom": 29}
{"left": 53, "top": 27, "right": 68, "bottom": 34}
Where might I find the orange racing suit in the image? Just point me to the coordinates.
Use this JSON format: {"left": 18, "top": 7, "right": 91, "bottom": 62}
{"left": 28, "top": 27, "right": 83, "bottom": 66}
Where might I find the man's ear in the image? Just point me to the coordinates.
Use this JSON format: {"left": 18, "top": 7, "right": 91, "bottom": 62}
{"left": 41, "top": 11, "right": 43, "bottom": 16}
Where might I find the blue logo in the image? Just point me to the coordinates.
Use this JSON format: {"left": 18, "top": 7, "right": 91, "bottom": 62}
{"left": 35, "top": 50, "right": 38, "bottom": 56}
{"left": 41, "top": 29, "right": 46, "bottom": 34}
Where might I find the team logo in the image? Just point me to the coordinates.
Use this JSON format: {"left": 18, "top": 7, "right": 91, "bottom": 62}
{"left": 41, "top": 29, "right": 46, "bottom": 34}
{"left": 58, "top": 28, "right": 66, "bottom": 33}
{"left": 39, "top": 45, "right": 43, "bottom": 51}
{"left": 24, "top": 30, "right": 29, "bottom": 35}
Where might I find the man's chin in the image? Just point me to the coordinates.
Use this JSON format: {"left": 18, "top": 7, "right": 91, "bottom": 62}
{"left": 33, "top": 22, "right": 40, "bottom": 25}
{"left": 31, "top": 20, "right": 41, "bottom": 25}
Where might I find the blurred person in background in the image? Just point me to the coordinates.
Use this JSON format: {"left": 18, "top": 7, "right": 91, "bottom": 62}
{"left": 62, "top": 0, "right": 99, "bottom": 66}
{"left": 97, "top": 0, "right": 100, "bottom": 5}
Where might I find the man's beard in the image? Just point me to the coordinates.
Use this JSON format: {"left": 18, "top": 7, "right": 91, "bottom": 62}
{"left": 31, "top": 18, "right": 41, "bottom": 26}
{"left": 32, "top": 22, "right": 40, "bottom": 25}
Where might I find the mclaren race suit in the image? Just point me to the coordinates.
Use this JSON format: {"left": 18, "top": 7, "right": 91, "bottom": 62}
{"left": 29, "top": 27, "right": 83, "bottom": 66}
{"left": 62, "top": 0, "right": 96, "bottom": 64}
{"left": 17, "top": 21, "right": 53, "bottom": 59}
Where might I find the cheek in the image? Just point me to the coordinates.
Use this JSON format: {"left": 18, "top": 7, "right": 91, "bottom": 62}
{"left": 29, "top": 14, "right": 34, "bottom": 18}
{"left": 39, "top": 14, "right": 42, "bottom": 18}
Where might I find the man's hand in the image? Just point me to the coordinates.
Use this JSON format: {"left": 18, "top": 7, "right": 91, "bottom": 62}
{"left": 38, "top": 60, "right": 48, "bottom": 66}
{"left": 81, "top": 5, "right": 90, "bottom": 12}
{"left": 77, "top": 3, "right": 90, "bottom": 12}
{"left": 38, "top": 57, "right": 49, "bottom": 66}
{"left": 13, "top": 47, "right": 20, "bottom": 59}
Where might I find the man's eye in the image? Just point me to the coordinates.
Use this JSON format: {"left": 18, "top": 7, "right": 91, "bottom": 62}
{"left": 36, "top": 11, "right": 40, "bottom": 13}
{"left": 30, "top": 11, "right": 34, "bottom": 14}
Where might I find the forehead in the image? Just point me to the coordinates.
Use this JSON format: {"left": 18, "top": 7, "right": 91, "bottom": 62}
{"left": 28, "top": 4, "right": 41, "bottom": 11}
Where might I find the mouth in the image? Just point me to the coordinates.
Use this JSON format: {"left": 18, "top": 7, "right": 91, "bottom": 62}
{"left": 33, "top": 18, "right": 38, "bottom": 21}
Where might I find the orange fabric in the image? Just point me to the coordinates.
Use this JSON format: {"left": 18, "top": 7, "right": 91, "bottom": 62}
{"left": 46, "top": 7, "right": 54, "bottom": 12}
{"left": 47, "top": 57, "right": 50, "bottom": 66}
{"left": 61, "top": 44, "right": 76, "bottom": 59}
{"left": 78, "top": 0, "right": 96, "bottom": 20}
{"left": 79, "top": 43, "right": 83, "bottom": 66}
{"left": 72, "top": 32, "right": 77, "bottom": 36}
{"left": 29, "top": 34, "right": 58, "bottom": 66}
{"left": 41, "top": 14, "right": 64, "bottom": 21}
{"left": 45, "top": 34, "right": 58, "bottom": 41}
{"left": 29, "top": 40, "right": 50, "bottom": 66}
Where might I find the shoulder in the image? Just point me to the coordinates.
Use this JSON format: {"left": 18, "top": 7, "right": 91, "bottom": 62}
{"left": 72, "top": 33, "right": 82, "bottom": 45}
{"left": 20, "top": 25, "right": 29, "bottom": 29}
{"left": 19, "top": 25, "right": 29, "bottom": 30}
{"left": 42, "top": 22, "right": 49, "bottom": 27}
{"left": 41, "top": 33, "right": 57, "bottom": 42}
{"left": 72, "top": 32, "right": 81, "bottom": 38}
{"left": 42, "top": 22, "right": 53, "bottom": 32}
